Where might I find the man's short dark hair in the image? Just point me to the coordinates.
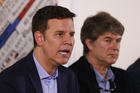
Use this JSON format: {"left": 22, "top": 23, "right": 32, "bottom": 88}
{"left": 32, "top": 5, "right": 76, "bottom": 47}
{"left": 81, "top": 12, "right": 124, "bottom": 55}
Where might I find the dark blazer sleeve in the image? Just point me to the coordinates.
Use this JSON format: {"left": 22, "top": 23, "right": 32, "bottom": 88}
{"left": 127, "top": 58, "right": 140, "bottom": 93}
{"left": 0, "top": 79, "right": 16, "bottom": 93}
{"left": 0, "top": 61, "right": 26, "bottom": 93}
{"left": 0, "top": 51, "right": 41, "bottom": 93}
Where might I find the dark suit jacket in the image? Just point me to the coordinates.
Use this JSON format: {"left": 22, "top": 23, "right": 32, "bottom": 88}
{"left": 0, "top": 51, "right": 79, "bottom": 93}
{"left": 69, "top": 56, "right": 129, "bottom": 93}
{"left": 127, "top": 58, "right": 140, "bottom": 93}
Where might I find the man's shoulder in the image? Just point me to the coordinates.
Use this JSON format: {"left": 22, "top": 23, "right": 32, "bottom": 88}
{"left": 0, "top": 52, "right": 33, "bottom": 79}
{"left": 127, "top": 58, "right": 140, "bottom": 79}
{"left": 69, "top": 56, "right": 92, "bottom": 78}
{"left": 58, "top": 65, "right": 74, "bottom": 74}
{"left": 110, "top": 66, "right": 127, "bottom": 77}
{"left": 127, "top": 58, "right": 140, "bottom": 72}
{"left": 58, "top": 65, "right": 78, "bottom": 80}
{"left": 111, "top": 66, "right": 126, "bottom": 72}
{"left": 69, "top": 56, "right": 87, "bottom": 70}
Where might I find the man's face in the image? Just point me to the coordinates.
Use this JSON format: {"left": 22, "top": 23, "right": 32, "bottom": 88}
{"left": 89, "top": 32, "right": 122, "bottom": 66}
{"left": 41, "top": 18, "right": 75, "bottom": 66}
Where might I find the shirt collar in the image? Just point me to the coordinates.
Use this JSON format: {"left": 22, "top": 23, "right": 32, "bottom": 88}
{"left": 33, "top": 52, "right": 58, "bottom": 80}
{"left": 94, "top": 67, "right": 114, "bottom": 82}
{"left": 86, "top": 57, "right": 115, "bottom": 82}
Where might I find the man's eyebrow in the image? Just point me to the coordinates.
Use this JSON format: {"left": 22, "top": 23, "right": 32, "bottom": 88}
{"left": 104, "top": 36, "right": 122, "bottom": 40}
{"left": 104, "top": 36, "right": 112, "bottom": 39}
{"left": 70, "top": 32, "right": 75, "bottom": 34}
{"left": 55, "top": 30, "right": 75, "bottom": 33}
{"left": 56, "top": 30, "right": 64, "bottom": 32}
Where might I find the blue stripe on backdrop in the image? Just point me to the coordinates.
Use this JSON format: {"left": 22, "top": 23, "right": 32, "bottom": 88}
{"left": 0, "top": 18, "right": 20, "bottom": 48}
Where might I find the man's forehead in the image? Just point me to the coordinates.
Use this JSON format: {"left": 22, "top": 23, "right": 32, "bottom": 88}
{"left": 100, "top": 32, "right": 122, "bottom": 38}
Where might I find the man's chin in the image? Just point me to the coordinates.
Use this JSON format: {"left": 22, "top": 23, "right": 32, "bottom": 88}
{"left": 57, "top": 59, "right": 69, "bottom": 65}
{"left": 109, "top": 60, "right": 117, "bottom": 65}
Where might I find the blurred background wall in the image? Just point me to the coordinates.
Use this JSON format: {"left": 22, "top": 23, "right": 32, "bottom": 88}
{"left": 59, "top": 0, "right": 140, "bottom": 69}
{"left": 0, "top": 0, "right": 140, "bottom": 71}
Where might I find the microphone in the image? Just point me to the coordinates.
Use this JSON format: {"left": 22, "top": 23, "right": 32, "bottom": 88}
{"left": 109, "top": 80, "right": 116, "bottom": 91}
{"left": 99, "top": 80, "right": 116, "bottom": 92}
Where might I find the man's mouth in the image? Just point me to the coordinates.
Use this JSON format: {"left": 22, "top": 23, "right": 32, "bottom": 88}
{"left": 58, "top": 49, "right": 71, "bottom": 57}
{"left": 108, "top": 53, "right": 118, "bottom": 58}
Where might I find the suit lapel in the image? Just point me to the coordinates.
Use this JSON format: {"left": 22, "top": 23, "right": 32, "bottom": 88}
{"left": 25, "top": 51, "right": 43, "bottom": 93}
{"left": 57, "top": 66, "right": 67, "bottom": 93}
{"left": 78, "top": 56, "right": 100, "bottom": 93}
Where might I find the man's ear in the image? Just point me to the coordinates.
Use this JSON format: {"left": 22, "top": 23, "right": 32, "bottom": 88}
{"left": 85, "top": 38, "right": 94, "bottom": 51}
{"left": 34, "top": 31, "right": 44, "bottom": 46}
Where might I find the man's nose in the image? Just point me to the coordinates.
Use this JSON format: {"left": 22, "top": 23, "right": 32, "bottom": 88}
{"left": 63, "top": 35, "right": 74, "bottom": 46}
{"left": 111, "top": 41, "right": 120, "bottom": 50}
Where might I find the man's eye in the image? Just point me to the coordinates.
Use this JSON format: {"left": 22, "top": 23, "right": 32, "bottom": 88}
{"left": 105, "top": 39, "right": 111, "bottom": 42}
{"left": 57, "top": 33, "right": 63, "bottom": 36}
{"left": 116, "top": 39, "right": 121, "bottom": 43}
{"left": 70, "top": 33, "right": 74, "bottom": 37}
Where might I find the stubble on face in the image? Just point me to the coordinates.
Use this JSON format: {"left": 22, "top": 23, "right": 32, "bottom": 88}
{"left": 89, "top": 32, "right": 121, "bottom": 66}
{"left": 41, "top": 18, "right": 75, "bottom": 66}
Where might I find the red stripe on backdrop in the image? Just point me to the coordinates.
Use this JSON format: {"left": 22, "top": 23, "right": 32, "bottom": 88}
{"left": 19, "top": 0, "right": 34, "bottom": 19}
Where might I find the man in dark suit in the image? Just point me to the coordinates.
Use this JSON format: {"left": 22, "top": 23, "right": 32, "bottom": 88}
{"left": 69, "top": 12, "right": 129, "bottom": 93}
{"left": 0, "top": 6, "right": 79, "bottom": 93}
{"left": 127, "top": 58, "right": 140, "bottom": 93}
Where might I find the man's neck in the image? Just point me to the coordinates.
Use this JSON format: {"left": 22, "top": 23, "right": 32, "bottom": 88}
{"left": 86, "top": 54, "right": 109, "bottom": 79}
{"left": 34, "top": 48, "right": 57, "bottom": 76}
